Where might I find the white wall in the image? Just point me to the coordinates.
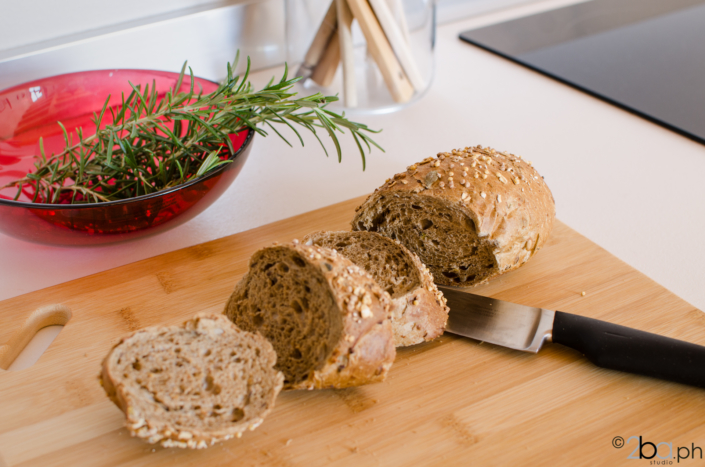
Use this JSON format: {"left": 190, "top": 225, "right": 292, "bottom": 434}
{"left": 0, "top": 0, "right": 287, "bottom": 89}
{"left": 0, "top": 0, "right": 252, "bottom": 57}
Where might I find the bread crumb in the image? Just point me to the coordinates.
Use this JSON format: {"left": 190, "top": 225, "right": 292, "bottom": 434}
{"left": 286, "top": 439, "right": 293, "bottom": 446}
{"left": 581, "top": 291, "right": 586, "bottom": 296}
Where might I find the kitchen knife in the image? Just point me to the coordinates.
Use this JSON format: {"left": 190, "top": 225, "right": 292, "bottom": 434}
{"left": 439, "top": 286, "right": 705, "bottom": 389}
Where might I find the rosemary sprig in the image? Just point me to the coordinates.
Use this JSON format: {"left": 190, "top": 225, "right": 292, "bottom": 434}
{"left": 2, "top": 55, "right": 383, "bottom": 204}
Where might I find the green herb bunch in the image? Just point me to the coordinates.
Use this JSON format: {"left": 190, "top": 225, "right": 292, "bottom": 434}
{"left": 2, "top": 54, "right": 382, "bottom": 204}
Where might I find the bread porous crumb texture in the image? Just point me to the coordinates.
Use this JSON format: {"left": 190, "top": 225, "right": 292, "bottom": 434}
{"left": 304, "top": 231, "right": 449, "bottom": 346}
{"left": 224, "top": 242, "right": 396, "bottom": 389}
{"left": 306, "top": 231, "right": 420, "bottom": 297}
{"left": 227, "top": 246, "right": 342, "bottom": 385}
{"left": 100, "top": 314, "right": 283, "bottom": 449}
{"left": 352, "top": 146, "right": 555, "bottom": 287}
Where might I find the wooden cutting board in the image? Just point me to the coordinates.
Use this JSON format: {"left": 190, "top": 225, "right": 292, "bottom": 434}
{"left": 1, "top": 196, "right": 704, "bottom": 467}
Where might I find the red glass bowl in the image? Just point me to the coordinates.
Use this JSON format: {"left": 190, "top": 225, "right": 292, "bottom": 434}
{"left": 0, "top": 70, "right": 254, "bottom": 246}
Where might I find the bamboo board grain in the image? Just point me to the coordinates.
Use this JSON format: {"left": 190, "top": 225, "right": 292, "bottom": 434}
{"left": 1, "top": 195, "right": 704, "bottom": 467}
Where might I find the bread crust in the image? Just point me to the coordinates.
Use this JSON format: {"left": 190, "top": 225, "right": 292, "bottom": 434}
{"left": 352, "top": 146, "right": 555, "bottom": 287}
{"left": 224, "top": 241, "right": 396, "bottom": 390}
{"left": 304, "top": 231, "right": 449, "bottom": 346}
{"left": 100, "top": 314, "right": 283, "bottom": 449}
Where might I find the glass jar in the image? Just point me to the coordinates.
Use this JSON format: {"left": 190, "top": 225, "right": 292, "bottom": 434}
{"left": 285, "top": 0, "right": 435, "bottom": 115}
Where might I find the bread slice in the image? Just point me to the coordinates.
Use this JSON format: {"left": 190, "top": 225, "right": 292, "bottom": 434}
{"left": 100, "top": 314, "right": 283, "bottom": 449}
{"left": 224, "top": 241, "right": 396, "bottom": 390}
{"left": 303, "top": 230, "right": 448, "bottom": 347}
{"left": 352, "top": 146, "right": 555, "bottom": 287}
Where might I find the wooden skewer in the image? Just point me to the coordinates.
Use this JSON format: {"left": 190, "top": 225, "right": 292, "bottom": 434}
{"left": 346, "top": 0, "right": 414, "bottom": 103}
{"left": 295, "top": 1, "right": 338, "bottom": 80}
{"left": 310, "top": 27, "right": 342, "bottom": 87}
{"left": 385, "top": 0, "right": 411, "bottom": 45}
{"left": 336, "top": 0, "right": 357, "bottom": 107}
{"left": 369, "top": 0, "right": 424, "bottom": 91}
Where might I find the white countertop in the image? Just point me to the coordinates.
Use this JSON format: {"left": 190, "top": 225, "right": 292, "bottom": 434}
{"left": 2, "top": 0, "right": 704, "bottom": 323}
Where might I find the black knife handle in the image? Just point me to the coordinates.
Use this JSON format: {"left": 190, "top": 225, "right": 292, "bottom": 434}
{"left": 552, "top": 311, "right": 705, "bottom": 388}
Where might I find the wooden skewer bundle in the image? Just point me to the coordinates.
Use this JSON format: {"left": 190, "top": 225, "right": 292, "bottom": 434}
{"left": 295, "top": 0, "right": 423, "bottom": 106}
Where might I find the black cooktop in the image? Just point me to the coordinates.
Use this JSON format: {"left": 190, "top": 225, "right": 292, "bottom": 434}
{"left": 460, "top": 0, "right": 705, "bottom": 145}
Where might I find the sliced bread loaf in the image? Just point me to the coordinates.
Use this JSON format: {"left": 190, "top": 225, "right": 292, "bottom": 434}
{"left": 224, "top": 241, "right": 396, "bottom": 390}
{"left": 100, "top": 314, "right": 283, "bottom": 449}
{"left": 303, "top": 230, "right": 448, "bottom": 346}
{"left": 352, "top": 146, "right": 555, "bottom": 287}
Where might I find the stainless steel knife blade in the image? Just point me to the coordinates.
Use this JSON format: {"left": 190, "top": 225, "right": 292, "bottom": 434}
{"left": 439, "top": 286, "right": 554, "bottom": 353}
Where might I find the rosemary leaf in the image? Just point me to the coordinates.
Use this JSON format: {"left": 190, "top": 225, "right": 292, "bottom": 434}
{"left": 1, "top": 57, "right": 382, "bottom": 204}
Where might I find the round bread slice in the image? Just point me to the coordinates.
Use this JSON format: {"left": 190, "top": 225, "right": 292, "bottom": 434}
{"left": 303, "top": 230, "right": 448, "bottom": 347}
{"left": 100, "top": 314, "right": 283, "bottom": 449}
{"left": 352, "top": 146, "right": 555, "bottom": 287}
{"left": 224, "top": 241, "right": 395, "bottom": 390}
